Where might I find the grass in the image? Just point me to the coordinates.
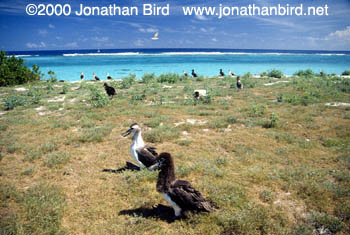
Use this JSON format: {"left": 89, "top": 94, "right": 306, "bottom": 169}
{"left": 0, "top": 183, "right": 66, "bottom": 235}
{"left": 0, "top": 74, "right": 349, "bottom": 234}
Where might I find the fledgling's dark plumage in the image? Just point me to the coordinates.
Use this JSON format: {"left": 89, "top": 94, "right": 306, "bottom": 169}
{"left": 220, "top": 69, "right": 225, "bottom": 76}
{"left": 104, "top": 83, "right": 116, "bottom": 98}
{"left": 80, "top": 72, "right": 84, "bottom": 80}
{"left": 153, "top": 152, "right": 212, "bottom": 218}
{"left": 191, "top": 69, "right": 198, "bottom": 78}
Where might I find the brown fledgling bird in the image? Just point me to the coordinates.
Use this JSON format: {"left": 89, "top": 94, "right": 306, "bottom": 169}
{"left": 103, "top": 83, "right": 116, "bottom": 98}
{"left": 150, "top": 152, "right": 213, "bottom": 218}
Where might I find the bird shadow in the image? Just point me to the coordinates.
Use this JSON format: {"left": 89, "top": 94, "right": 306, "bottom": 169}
{"left": 119, "top": 204, "right": 176, "bottom": 223}
{"left": 102, "top": 161, "right": 140, "bottom": 174}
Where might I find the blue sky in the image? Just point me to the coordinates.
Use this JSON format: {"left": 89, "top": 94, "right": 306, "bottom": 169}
{"left": 0, "top": 0, "right": 349, "bottom": 51}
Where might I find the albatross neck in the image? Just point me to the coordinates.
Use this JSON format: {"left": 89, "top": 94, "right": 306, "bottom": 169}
{"left": 157, "top": 158, "right": 176, "bottom": 193}
{"left": 132, "top": 130, "right": 144, "bottom": 147}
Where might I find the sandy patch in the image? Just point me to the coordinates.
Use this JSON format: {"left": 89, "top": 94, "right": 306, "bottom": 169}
{"left": 273, "top": 191, "right": 307, "bottom": 222}
{"left": 186, "top": 119, "right": 207, "bottom": 125}
{"left": 0, "top": 111, "right": 8, "bottom": 116}
{"left": 14, "top": 87, "right": 27, "bottom": 91}
{"left": 68, "top": 98, "right": 78, "bottom": 103}
{"left": 48, "top": 95, "right": 66, "bottom": 102}
{"left": 35, "top": 106, "right": 45, "bottom": 111}
{"left": 162, "top": 85, "right": 172, "bottom": 89}
{"left": 38, "top": 111, "right": 52, "bottom": 116}
{"left": 174, "top": 122, "right": 185, "bottom": 127}
{"left": 264, "top": 81, "right": 290, "bottom": 86}
{"left": 325, "top": 102, "right": 350, "bottom": 107}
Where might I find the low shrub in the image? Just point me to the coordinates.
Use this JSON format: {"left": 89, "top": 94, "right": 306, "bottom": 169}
{"left": 47, "top": 71, "right": 57, "bottom": 82}
{"left": 342, "top": 70, "right": 350, "bottom": 76}
{"left": 44, "top": 152, "right": 71, "bottom": 167}
{"left": 141, "top": 73, "right": 156, "bottom": 83}
{"left": 263, "top": 112, "right": 279, "bottom": 128}
{"left": 268, "top": 69, "right": 284, "bottom": 78}
{"left": 0, "top": 50, "right": 42, "bottom": 86}
{"left": 79, "top": 124, "right": 114, "bottom": 143}
{"left": 3, "top": 95, "right": 26, "bottom": 110}
{"left": 294, "top": 69, "right": 314, "bottom": 77}
{"left": 88, "top": 86, "right": 110, "bottom": 107}
{"left": 120, "top": 73, "right": 136, "bottom": 89}
{"left": 143, "top": 125, "right": 180, "bottom": 143}
{"left": 157, "top": 73, "right": 181, "bottom": 83}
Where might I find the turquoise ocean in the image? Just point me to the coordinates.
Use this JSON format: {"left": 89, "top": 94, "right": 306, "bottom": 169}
{"left": 7, "top": 48, "right": 350, "bottom": 82}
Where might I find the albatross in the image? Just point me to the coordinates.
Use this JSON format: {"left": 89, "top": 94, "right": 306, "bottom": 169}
{"left": 150, "top": 152, "right": 213, "bottom": 218}
{"left": 122, "top": 123, "right": 158, "bottom": 170}
{"left": 93, "top": 72, "right": 100, "bottom": 81}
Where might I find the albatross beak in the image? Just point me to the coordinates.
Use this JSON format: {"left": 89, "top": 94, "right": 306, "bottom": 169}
{"left": 122, "top": 128, "right": 132, "bottom": 137}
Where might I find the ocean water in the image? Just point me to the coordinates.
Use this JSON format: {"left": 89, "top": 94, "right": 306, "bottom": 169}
{"left": 7, "top": 48, "right": 350, "bottom": 82}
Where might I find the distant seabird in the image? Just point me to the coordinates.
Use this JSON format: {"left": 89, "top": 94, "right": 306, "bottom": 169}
{"left": 150, "top": 152, "right": 213, "bottom": 218}
{"left": 191, "top": 69, "right": 198, "bottom": 78}
{"left": 122, "top": 123, "right": 159, "bottom": 170}
{"left": 152, "top": 32, "right": 159, "bottom": 40}
{"left": 93, "top": 72, "right": 100, "bottom": 81}
{"left": 229, "top": 70, "right": 235, "bottom": 77}
{"left": 80, "top": 72, "right": 84, "bottom": 80}
{"left": 104, "top": 83, "right": 116, "bottom": 98}
{"left": 183, "top": 71, "right": 188, "bottom": 77}
{"left": 219, "top": 69, "right": 225, "bottom": 77}
{"left": 236, "top": 76, "right": 243, "bottom": 89}
{"left": 193, "top": 89, "right": 207, "bottom": 100}
{"left": 106, "top": 73, "right": 112, "bottom": 80}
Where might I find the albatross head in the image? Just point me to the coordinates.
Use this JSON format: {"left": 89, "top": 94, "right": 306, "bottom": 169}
{"left": 122, "top": 123, "right": 141, "bottom": 137}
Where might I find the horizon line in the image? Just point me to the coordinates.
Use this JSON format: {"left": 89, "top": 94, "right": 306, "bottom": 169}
{"left": 5, "top": 47, "right": 350, "bottom": 53}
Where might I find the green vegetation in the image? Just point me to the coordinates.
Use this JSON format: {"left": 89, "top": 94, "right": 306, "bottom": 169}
{"left": 0, "top": 50, "right": 42, "bottom": 86}
{"left": 121, "top": 73, "right": 136, "bottom": 89}
{"left": 342, "top": 70, "right": 350, "bottom": 76}
{"left": 0, "top": 71, "right": 349, "bottom": 234}
{"left": 267, "top": 69, "right": 284, "bottom": 78}
{"left": 0, "top": 183, "right": 66, "bottom": 235}
{"left": 88, "top": 85, "right": 111, "bottom": 107}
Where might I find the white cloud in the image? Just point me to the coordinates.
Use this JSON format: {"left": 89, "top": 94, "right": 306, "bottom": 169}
{"left": 139, "top": 27, "right": 158, "bottom": 33}
{"left": 212, "top": 38, "right": 217, "bottom": 42}
{"left": 134, "top": 39, "right": 144, "bottom": 47}
{"left": 91, "top": 36, "right": 109, "bottom": 42}
{"left": 327, "top": 26, "right": 350, "bottom": 41}
{"left": 195, "top": 14, "right": 208, "bottom": 21}
{"left": 26, "top": 42, "right": 46, "bottom": 48}
{"left": 48, "top": 24, "right": 55, "bottom": 29}
{"left": 200, "top": 27, "right": 215, "bottom": 33}
{"left": 56, "top": 36, "right": 62, "bottom": 40}
{"left": 65, "top": 42, "right": 78, "bottom": 48}
{"left": 38, "top": 29, "right": 48, "bottom": 36}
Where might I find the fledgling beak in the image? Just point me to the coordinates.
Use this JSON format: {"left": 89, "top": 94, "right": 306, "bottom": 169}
{"left": 122, "top": 128, "right": 133, "bottom": 137}
{"left": 148, "top": 158, "right": 165, "bottom": 171}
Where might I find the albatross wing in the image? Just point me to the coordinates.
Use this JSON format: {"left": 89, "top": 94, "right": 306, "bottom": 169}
{"left": 136, "top": 146, "right": 158, "bottom": 168}
{"left": 168, "top": 180, "right": 213, "bottom": 213}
